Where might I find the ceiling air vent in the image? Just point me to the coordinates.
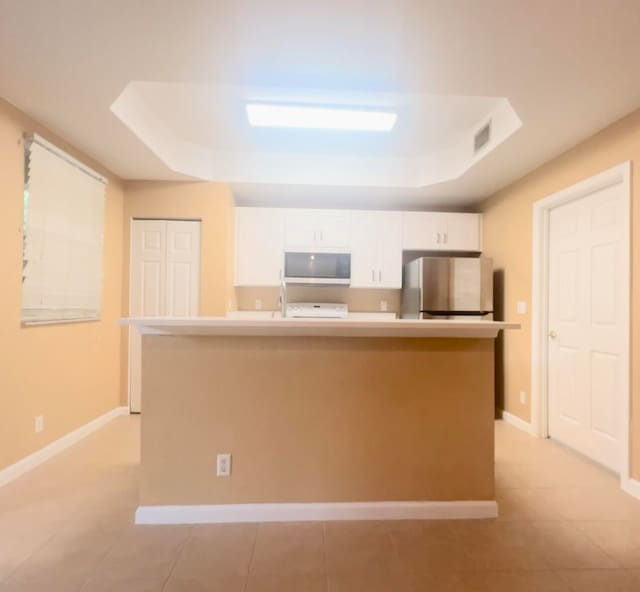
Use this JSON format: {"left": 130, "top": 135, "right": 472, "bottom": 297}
{"left": 474, "top": 121, "right": 491, "bottom": 154}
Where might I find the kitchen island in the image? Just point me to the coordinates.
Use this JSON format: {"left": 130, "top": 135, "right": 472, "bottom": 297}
{"left": 120, "top": 317, "right": 519, "bottom": 524}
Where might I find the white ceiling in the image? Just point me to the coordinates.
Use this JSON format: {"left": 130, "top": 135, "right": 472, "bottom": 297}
{"left": 1, "top": 0, "right": 640, "bottom": 208}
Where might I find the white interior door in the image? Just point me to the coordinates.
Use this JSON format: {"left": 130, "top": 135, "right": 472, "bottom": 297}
{"left": 165, "top": 221, "right": 201, "bottom": 316}
{"left": 547, "top": 183, "right": 627, "bottom": 471}
{"left": 129, "top": 219, "right": 200, "bottom": 413}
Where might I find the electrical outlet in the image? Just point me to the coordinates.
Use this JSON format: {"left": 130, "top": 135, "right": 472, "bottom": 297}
{"left": 380, "top": 300, "right": 388, "bottom": 312}
{"left": 34, "top": 415, "right": 44, "bottom": 433}
{"left": 255, "top": 299, "right": 262, "bottom": 310}
{"left": 516, "top": 301, "right": 527, "bottom": 315}
{"left": 216, "top": 453, "right": 231, "bottom": 477}
{"left": 519, "top": 391, "right": 526, "bottom": 405}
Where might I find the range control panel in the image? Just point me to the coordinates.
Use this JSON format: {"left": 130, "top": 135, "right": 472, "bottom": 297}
{"left": 285, "top": 302, "right": 348, "bottom": 319}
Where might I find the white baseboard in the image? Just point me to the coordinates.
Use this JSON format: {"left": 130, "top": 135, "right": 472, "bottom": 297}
{"left": 0, "top": 406, "right": 129, "bottom": 488}
{"left": 621, "top": 477, "right": 640, "bottom": 500}
{"left": 135, "top": 500, "right": 498, "bottom": 525}
{"left": 500, "top": 410, "right": 536, "bottom": 436}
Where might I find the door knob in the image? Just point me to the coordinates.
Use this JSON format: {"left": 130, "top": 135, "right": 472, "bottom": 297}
{"left": 548, "top": 330, "right": 558, "bottom": 339}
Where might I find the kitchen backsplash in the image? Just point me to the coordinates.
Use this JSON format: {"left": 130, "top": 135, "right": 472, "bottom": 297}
{"left": 234, "top": 287, "right": 401, "bottom": 314}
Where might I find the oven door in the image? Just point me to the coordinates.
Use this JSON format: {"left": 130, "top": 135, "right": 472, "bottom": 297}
{"left": 284, "top": 252, "right": 351, "bottom": 285}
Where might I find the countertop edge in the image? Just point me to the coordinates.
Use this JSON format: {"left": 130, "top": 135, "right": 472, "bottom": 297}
{"left": 118, "top": 317, "right": 520, "bottom": 339}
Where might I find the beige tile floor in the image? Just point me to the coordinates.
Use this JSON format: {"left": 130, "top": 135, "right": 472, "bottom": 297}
{"left": 2, "top": 416, "right": 640, "bottom": 591}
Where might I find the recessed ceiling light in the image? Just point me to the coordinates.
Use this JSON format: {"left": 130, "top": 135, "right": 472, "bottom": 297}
{"left": 246, "top": 103, "right": 397, "bottom": 132}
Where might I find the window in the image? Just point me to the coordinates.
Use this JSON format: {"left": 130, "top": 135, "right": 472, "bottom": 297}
{"left": 21, "top": 134, "right": 107, "bottom": 325}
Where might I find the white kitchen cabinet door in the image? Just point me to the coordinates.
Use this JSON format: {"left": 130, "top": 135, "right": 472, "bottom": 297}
{"left": 402, "top": 212, "right": 444, "bottom": 250}
{"left": 315, "top": 210, "right": 350, "bottom": 249}
{"left": 350, "top": 211, "right": 379, "bottom": 287}
{"left": 443, "top": 213, "right": 482, "bottom": 251}
{"left": 284, "top": 210, "right": 318, "bottom": 249}
{"left": 402, "top": 211, "right": 481, "bottom": 252}
{"left": 285, "top": 209, "right": 350, "bottom": 250}
{"left": 350, "top": 211, "right": 402, "bottom": 289}
{"left": 376, "top": 212, "right": 403, "bottom": 288}
{"left": 235, "top": 208, "right": 284, "bottom": 286}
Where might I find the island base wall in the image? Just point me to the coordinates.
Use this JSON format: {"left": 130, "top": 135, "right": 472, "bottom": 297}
{"left": 140, "top": 335, "right": 495, "bottom": 509}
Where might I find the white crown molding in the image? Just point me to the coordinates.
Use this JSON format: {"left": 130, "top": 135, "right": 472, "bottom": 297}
{"left": 0, "top": 406, "right": 129, "bottom": 488}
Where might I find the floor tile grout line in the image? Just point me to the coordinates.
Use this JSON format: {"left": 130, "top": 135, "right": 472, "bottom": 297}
{"left": 0, "top": 518, "right": 70, "bottom": 586}
{"left": 159, "top": 525, "right": 194, "bottom": 592}
{"left": 322, "top": 521, "right": 330, "bottom": 592}
{"left": 385, "top": 520, "right": 402, "bottom": 562}
{"left": 384, "top": 521, "right": 414, "bottom": 591}
{"left": 74, "top": 526, "right": 127, "bottom": 592}
{"left": 78, "top": 524, "right": 137, "bottom": 592}
{"left": 242, "top": 522, "right": 260, "bottom": 591}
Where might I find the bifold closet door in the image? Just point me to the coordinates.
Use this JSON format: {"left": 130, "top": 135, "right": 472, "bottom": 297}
{"left": 129, "top": 219, "right": 200, "bottom": 413}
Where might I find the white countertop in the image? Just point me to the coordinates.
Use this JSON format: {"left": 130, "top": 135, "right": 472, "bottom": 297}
{"left": 119, "top": 316, "right": 520, "bottom": 338}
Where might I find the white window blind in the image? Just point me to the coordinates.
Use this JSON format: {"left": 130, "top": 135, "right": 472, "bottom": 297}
{"left": 22, "top": 134, "right": 107, "bottom": 325}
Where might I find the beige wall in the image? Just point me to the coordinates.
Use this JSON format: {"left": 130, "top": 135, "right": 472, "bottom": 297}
{"left": 141, "top": 335, "right": 495, "bottom": 505}
{"left": 482, "top": 107, "right": 640, "bottom": 477}
{"left": 120, "top": 181, "right": 236, "bottom": 405}
{"left": 0, "top": 98, "right": 124, "bottom": 471}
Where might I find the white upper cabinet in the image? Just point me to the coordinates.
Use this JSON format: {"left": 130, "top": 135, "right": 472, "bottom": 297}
{"left": 235, "top": 207, "right": 482, "bottom": 289}
{"left": 285, "top": 209, "right": 350, "bottom": 250}
{"left": 442, "top": 213, "right": 482, "bottom": 251}
{"left": 235, "top": 207, "right": 285, "bottom": 286}
{"left": 377, "top": 213, "right": 403, "bottom": 287}
{"left": 282, "top": 210, "right": 317, "bottom": 248}
{"left": 402, "top": 212, "right": 482, "bottom": 252}
{"left": 350, "top": 211, "right": 403, "bottom": 288}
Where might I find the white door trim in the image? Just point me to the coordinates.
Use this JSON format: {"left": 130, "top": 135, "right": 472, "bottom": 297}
{"left": 126, "top": 220, "right": 134, "bottom": 412}
{"left": 531, "top": 162, "right": 631, "bottom": 484}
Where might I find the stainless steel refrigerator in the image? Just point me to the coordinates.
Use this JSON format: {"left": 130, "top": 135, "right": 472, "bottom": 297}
{"left": 401, "top": 256, "right": 493, "bottom": 320}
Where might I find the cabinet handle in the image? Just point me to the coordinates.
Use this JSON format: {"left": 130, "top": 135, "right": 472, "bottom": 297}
{"left": 320, "top": 230, "right": 323, "bottom": 241}
{"left": 437, "top": 232, "right": 441, "bottom": 244}
{"left": 313, "top": 231, "right": 317, "bottom": 242}
{"left": 378, "top": 270, "right": 382, "bottom": 282}
{"left": 371, "top": 269, "right": 375, "bottom": 282}
{"left": 444, "top": 233, "right": 448, "bottom": 244}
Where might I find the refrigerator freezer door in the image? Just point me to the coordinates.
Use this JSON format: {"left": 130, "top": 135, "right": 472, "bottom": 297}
{"left": 419, "top": 257, "right": 493, "bottom": 314}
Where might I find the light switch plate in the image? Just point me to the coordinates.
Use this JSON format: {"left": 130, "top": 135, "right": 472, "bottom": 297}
{"left": 519, "top": 391, "right": 526, "bottom": 405}
{"left": 380, "top": 300, "right": 388, "bottom": 312}
{"left": 516, "top": 301, "right": 527, "bottom": 315}
{"left": 255, "top": 299, "right": 262, "bottom": 310}
{"left": 216, "top": 453, "right": 231, "bottom": 477}
{"left": 34, "top": 415, "right": 44, "bottom": 433}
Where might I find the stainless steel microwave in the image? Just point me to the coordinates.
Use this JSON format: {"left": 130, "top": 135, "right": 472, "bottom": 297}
{"left": 284, "top": 252, "right": 351, "bottom": 285}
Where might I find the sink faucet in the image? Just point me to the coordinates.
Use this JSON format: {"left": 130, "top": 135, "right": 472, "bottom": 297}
{"left": 279, "top": 278, "right": 287, "bottom": 318}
